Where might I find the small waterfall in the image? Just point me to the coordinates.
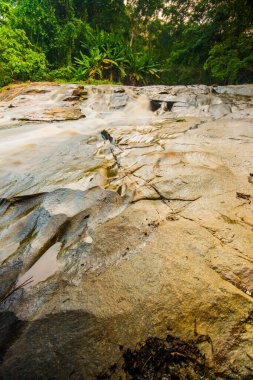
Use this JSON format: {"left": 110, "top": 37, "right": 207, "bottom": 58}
{"left": 0, "top": 86, "right": 156, "bottom": 167}
{"left": 80, "top": 87, "right": 154, "bottom": 128}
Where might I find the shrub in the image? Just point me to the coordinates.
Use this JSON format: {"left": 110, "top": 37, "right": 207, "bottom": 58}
{"left": 0, "top": 25, "right": 46, "bottom": 87}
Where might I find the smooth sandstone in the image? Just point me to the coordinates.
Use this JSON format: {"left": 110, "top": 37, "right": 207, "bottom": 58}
{"left": 0, "top": 83, "right": 253, "bottom": 379}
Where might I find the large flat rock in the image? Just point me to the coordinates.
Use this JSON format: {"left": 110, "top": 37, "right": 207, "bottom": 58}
{"left": 0, "top": 84, "right": 253, "bottom": 379}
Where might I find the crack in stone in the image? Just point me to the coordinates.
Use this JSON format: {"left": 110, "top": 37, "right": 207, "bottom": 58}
{"left": 179, "top": 215, "right": 253, "bottom": 295}
{"left": 180, "top": 214, "right": 249, "bottom": 258}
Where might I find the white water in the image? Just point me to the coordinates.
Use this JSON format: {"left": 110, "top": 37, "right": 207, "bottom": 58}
{"left": 0, "top": 89, "right": 155, "bottom": 164}
{"left": 0, "top": 88, "right": 156, "bottom": 287}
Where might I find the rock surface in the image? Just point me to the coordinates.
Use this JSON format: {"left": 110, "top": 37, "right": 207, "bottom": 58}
{"left": 0, "top": 83, "right": 253, "bottom": 379}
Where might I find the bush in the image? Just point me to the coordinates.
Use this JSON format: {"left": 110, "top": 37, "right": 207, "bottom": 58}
{"left": 0, "top": 25, "right": 46, "bottom": 87}
{"left": 204, "top": 35, "right": 253, "bottom": 84}
{"left": 47, "top": 66, "right": 74, "bottom": 82}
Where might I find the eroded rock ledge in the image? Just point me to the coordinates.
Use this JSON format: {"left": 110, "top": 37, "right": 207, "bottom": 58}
{"left": 0, "top": 83, "right": 253, "bottom": 379}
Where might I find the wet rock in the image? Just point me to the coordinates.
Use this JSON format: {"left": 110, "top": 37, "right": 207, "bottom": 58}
{"left": 63, "top": 86, "right": 89, "bottom": 102}
{"left": 72, "top": 85, "right": 88, "bottom": 97}
{"left": 62, "top": 96, "right": 81, "bottom": 102}
{"left": 20, "top": 106, "right": 85, "bottom": 121}
{"left": 213, "top": 85, "right": 253, "bottom": 97}
{"left": 24, "top": 88, "right": 51, "bottom": 95}
{"left": 101, "top": 130, "right": 114, "bottom": 143}
{"left": 208, "top": 103, "right": 232, "bottom": 118}
{"left": 109, "top": 92, "right": 129, "bottom": 109}
{"left": 150, "top": 99, "right": 175, "bottom": 112}
{"left": 0, "top": 83, "right": 253, "bottom": 379}
{"left": 114, "top": 88, "right": 125, "bottom": 93}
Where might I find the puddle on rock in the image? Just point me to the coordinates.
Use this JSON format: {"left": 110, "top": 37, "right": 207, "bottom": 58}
{"left": 17, "top": 242, "right": 62, "bottom": 288}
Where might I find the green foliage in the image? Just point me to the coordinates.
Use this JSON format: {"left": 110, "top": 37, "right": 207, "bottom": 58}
{"left": 13, "top": 0, "right": 91, "bottom": 67}
{"left": 74, "top": 31, "right": 126, "bottom": 82}
{"left": 161, "top": 22, "right": 214, "bottom": 84}
{"left": 84, "top": 0, "right": 129, "bottom": 32}
{"left": 204, "top": 45, "right": 242, "bottom": 83}
{"left": 0, "top": 0, "right": 252, "bottom": 87}
{"left": 0, "top": 25, "right": 46, "bottom": 87}
{"left": 125, "top": 52, "right": 161, "bottom": 85}
{"left": 0, "top": 1, "right": 12, "bottom": 24}
{"left": 47, "top": 66, "right": 74, "bottom": 82}
{"left": 74, "top": 29, "right": 161, "bottom": 85}
{"left": 204, "top": 34, "right": 253, "bottom": 84}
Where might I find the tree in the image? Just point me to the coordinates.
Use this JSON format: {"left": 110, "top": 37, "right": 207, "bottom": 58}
{"left": 85, "top": 0, "right": 129, "bottom": 32}
{"left": 125, "top": 52, "right": 161, "bottom": 85}
{"left": 75, "top": 31, "right": 127, "bottom": 82}
{"left": 0, "top": 0, "right": 252, "bottom": 86}
{"left": 204, "top": 37, "right": 253, "bottom": 84}
{"left": 0, "top": 25, "right": 46, "bottom": 86}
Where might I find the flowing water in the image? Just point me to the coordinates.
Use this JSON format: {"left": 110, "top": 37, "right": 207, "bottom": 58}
{"left": 0, "top": 86, "right": 161, "bottom": 288}
{"left": 0, "top": 88, "right": 154, "bottom": 166}
{"left": 0, "top": 87, "right": 160, "bottom": 199}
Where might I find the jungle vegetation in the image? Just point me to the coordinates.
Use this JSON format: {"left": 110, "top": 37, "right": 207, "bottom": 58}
{"left": 0, "top": 0, "right": 252, "bottom": 87}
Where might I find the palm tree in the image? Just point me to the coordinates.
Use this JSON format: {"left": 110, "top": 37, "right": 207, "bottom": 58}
{"left": 125, "top": 52, "right": 162, "bottom": 85}
{"left": 74, "top": 31, "right": 127, "bottom": 82}
{"left": 74, "top": 29, "right": 162, "bottom": 85}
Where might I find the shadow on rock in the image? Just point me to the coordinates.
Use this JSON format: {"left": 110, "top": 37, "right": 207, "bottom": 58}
{"left": 97, "top": 334, "right": 214, "bottom": 380}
